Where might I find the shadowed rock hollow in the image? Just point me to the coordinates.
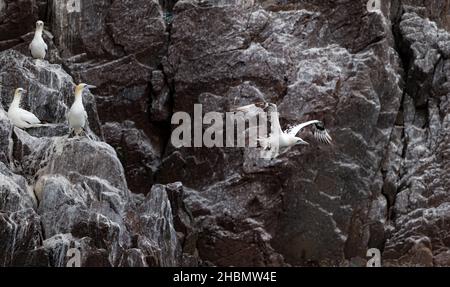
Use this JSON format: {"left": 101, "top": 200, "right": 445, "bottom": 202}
{"left": 0, "top": 0, "right": 450, "bottom": 267}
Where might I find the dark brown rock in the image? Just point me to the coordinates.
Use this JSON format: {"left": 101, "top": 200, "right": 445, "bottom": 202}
{"left": 103, "top": 121, "right": 161, "bottom": 195}
{"left": 0, "top": 0, "right": 38, "bottom": 44}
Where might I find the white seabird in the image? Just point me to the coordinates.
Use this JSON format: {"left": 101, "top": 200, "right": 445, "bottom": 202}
{"left": 29, "top": 20, "right": 48, "bottom": 60}
{"left": 235, "top": 102, "right": 332, "bottom": 158}
{"left": 68, "top": 83, "right": 95, "bottom": 137}
{"left": 7, "top": 88, "right": 42, "bottom": 129}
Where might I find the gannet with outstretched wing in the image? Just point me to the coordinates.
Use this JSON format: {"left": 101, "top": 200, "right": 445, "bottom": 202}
{"left": 235, "top": 102, "right": 332, "bottom": 158}
{"left": 8, "top": 88, "right": 43, "bottom": 129}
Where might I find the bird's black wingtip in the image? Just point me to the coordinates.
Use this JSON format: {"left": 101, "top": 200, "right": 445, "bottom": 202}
{"left": 314, "top": 121, "right": 326, "bottom": 131}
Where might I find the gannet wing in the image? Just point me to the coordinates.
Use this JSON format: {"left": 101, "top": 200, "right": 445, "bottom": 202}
{"left": 313, "top": 128, "right": 333, "bottom": 144}
{"left": 286, "top": 120, "right": 320, "bottom": 136}
{"left": 18, "top": 109, "right": 41, "bottom": 125}
{"left": 84, "top": 110, "right": 88, "bottom": 125}
{"left": 42, "top": 30, "right": 49, "bottom": 51}
{"left": 287, "top": 120, "right": 332, "bottom": 144}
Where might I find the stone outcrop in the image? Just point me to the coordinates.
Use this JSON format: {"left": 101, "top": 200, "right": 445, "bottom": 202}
{"left": 0, "top": 48, "right": 195, "bottom": 267}
{"left": 383, "top": 11, "right": 450, "bottom": 267}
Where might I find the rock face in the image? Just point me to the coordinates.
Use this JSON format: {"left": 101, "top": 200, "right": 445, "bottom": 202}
{"left": 383, "top": 10, "right": 450, "bottom": 267}
{"left": 0, "top": 0, "right": 39, "bottom": 50}
{"left": 0, "top": 49, "right": 194, "bottom": 267}
{"left": 1, "top": 0, "right": 450, "bottom": 267}
{"left": 0, "top": 50, "right": 101, "bottom": 136}
{"left": 158, "top": 0, "right": 402, "bottom": 266}
{"left": 52, "top": 0, "right": 169, "bottom": 195}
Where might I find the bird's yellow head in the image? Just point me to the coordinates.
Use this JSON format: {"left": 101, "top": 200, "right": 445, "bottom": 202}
{"left": 75, "top": 83, "right": 96, "bottom": 97}
{"left": 12, "top": 88, "right": 26, "bottom": 106}
{"left": 14, "top": 88, "right": 26, "bottom": 98}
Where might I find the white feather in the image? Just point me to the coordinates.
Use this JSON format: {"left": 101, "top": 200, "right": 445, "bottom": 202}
{"left": 8, "top": 107, "right": 42, "bottom": 129}
{"left": 233, "top": 102, "right": 332, "bottom": 159}
{"left": 287, "top": 120, "right": 321, "bottom": 137}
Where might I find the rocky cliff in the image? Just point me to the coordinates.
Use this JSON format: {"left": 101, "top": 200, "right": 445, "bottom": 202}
{"left": 0, "top": 0, "right": 450, "bottom": 267}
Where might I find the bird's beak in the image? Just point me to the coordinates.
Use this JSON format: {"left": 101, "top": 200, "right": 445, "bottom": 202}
{"left": 86, "top": 85, "right": 97, "bottom": 90}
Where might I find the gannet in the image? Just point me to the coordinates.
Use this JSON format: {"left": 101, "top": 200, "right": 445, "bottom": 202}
{"left": 29, "top": 20, "right": 48, "bottom": 60}
{"left": 235, "top": 102, "right": 332, "bottom": 158}
{"left": 7, "top": 88, "right": 42, "bottom": 129}
{"left": 68, "top": 83, "right": 95, "bottom": 137}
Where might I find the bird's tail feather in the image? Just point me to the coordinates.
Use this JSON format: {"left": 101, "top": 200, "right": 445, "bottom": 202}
{"left": 28, "top": 123, "right": 47, "bottom": 128}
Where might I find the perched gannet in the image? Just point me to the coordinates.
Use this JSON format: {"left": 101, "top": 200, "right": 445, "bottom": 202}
{"left": 68, "top": 83, "right": 95, "bottom": 137}
{"left": 29, "top": 20, "right": 48, "bottom": 60}
{"left": 7, "top": 88, "right": 42, "bottom": 129}
{"left": 235, "top": 102, "right": 332, "bottom": 158}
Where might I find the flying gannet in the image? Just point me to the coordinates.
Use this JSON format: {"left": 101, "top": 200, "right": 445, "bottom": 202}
{"left": 235, "top": 102, "right": 332, "bottom": 158}
{"left": 29, "top": 20, "right": 48, "bottom": 60}
{"left": 68, "top": 83, "right": 95, "bottom": 137}
{"left": 7, "top": 88, "right": 42, "bottom": 129}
